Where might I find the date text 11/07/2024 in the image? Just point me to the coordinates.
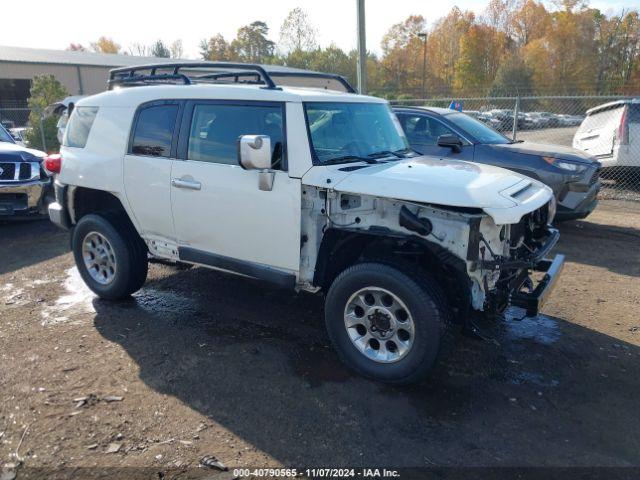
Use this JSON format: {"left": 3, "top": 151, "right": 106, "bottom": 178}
{"left": 232, "top": 468, "right": 401, "bottom": 478}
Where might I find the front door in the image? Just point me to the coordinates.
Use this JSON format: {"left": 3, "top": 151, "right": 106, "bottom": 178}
{"left": 170, "top": 100, "right": 301, "bottom": 278}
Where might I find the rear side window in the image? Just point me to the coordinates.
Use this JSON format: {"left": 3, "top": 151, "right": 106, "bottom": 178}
{"left": 130, "top": 104, "right": 178, "bottom": 157}
{"left": 64, "top": 106, "right": 99, "bottom": 148}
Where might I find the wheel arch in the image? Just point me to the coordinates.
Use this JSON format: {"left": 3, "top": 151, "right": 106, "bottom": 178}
{"left": 313, "top": 228, "right": 473, "bottom": 323}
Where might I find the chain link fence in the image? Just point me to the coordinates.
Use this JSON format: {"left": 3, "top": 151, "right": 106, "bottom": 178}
{"left": 391, "top": 95, "right": 640, "bottom": 202}
{"left": 0, "top": 106, "right": 33, "bottom": 144}
{"left": 3, "top": 96, "right": 640, "bottom": 201}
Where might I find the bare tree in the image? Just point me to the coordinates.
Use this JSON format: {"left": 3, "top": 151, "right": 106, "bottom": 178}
{"left": 279, "top": 8, "right": 317, "bottom": 53}
{"left": 170, "top": 40, "right": 184, "bottom": 59}
{"left": 128, "top": 43, "right": 150, "bottom": 56}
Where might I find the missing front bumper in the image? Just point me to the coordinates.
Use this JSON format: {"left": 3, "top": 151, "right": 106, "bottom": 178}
{"left": 510, "top": 254, "right": 565, "bottom": 317}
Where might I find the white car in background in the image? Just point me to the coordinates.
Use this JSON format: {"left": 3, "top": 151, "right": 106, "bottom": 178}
{"left": 573, "top": 99, "right": 639, "bottom": 172}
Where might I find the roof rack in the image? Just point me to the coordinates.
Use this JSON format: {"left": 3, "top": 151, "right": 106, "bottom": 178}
{"left": 107, "top": 61, "right": 356, "bottom": 93}
{"left": 199, "top": 70, "right": 357, "bottom": 93}
{"left": 108, "top": 62, "right": 278, "bottom": 90}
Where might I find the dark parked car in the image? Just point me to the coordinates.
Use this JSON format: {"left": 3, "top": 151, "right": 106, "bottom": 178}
{"left": 0, "top": 123, "right": 52, "bottom": 218}
{"left": 394, "top": 106, "right": 601, "bottom": 221}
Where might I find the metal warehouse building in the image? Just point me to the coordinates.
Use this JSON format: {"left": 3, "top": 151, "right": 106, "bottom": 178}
{"left": 0, "top": 45, "right": 177, "bottom": 105}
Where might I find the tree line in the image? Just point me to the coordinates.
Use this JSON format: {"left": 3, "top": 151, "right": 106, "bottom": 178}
{"left": 69, "top": 0, "right": 640, "bottom": 99}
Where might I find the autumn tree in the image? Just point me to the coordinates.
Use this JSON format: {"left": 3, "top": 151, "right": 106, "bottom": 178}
{"left": 66, "top": 43, "right": 86, "bottom": 51}
{"left": 280, "top": 8, "right": 317, "bottom": 53}
{"left": 200, "top": 34, "right": 236, "bottom": 61}
{"left": 454, "top": 24, "right": 508, "bottom": 95}
{"left": 91, "top": 37, "right": 121, "bottom": 54}
{"left": 510, "top": 0, "right": 550, "bottom": 46}
{"left": 380, "top": 15, "right": 426, "bottom": 95}
{"left": 427, "top": 8, "right": 476, "bottom": 94}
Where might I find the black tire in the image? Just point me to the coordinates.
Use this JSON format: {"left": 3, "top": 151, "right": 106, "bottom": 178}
{"left": 325, "top": 262, "right": 453, "bottom": 385}
{"left": 72, "top": 212, "right": 148, "bottom": 300}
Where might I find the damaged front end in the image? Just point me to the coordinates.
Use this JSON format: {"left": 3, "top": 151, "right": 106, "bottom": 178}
{"left": 473, "top": 203, "right": 565, "bottom": 317}
{"left": 300, "top": 185, "right": 563, "bottom": 323}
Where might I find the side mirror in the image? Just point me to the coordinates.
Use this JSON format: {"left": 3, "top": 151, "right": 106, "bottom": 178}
{"left": 437, "top": 134, "right": 463, "bottom": 153}
{"left": 238, "top": 135, "right": 271, "bottom": 170}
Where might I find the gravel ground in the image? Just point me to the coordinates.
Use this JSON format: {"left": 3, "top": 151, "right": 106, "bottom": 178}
{"left": 1, "top": 200, "right": 639, "bottom": 475}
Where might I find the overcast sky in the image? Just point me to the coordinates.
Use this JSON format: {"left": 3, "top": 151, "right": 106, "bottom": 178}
{"left": 1, "top": 0, "right": 636, "bottom": 57}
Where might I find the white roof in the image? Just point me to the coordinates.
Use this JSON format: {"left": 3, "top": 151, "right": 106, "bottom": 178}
{"left": 586, "top": 98, "right": 640, "bottom": 115}
{"left": 77, "top": 83, "right": 385, "bottom": 107}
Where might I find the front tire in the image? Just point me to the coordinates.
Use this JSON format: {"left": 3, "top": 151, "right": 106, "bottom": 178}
{"left": 325, "top": 262, "right": 452, "bottom": 385}
{"left": 72, "top": 212, "right": 148, "bottom": 300}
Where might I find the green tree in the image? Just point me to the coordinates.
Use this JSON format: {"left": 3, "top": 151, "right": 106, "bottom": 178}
{"left": 25, "top": 75, "right": 69, "bottom": 152}
{"left": 279, "top": 8, "right": 317, "bottom": 53}
{"left": 151, "top": 40, "right": 171, "bottom": 58}
{"left": 489, "top": 55, "right": 534, "bottom": 95}
{"left": 232, "top": 21, "right": 275, "bottom": 63}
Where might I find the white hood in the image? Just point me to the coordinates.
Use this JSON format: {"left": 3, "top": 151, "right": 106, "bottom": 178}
{"left": 303, "top": 156, "right": 553, "bottom": 225}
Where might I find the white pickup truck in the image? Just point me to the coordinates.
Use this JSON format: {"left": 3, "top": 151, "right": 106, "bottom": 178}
{"left": 48, "top": 63, "right": 564, "bottom": 384}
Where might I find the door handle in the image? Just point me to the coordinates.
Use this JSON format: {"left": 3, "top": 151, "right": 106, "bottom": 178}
{"left": 171, "top": 178, "right": 201, "bottom": 190}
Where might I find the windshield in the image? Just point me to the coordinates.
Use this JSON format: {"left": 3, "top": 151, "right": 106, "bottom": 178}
{"left": 304, "top": 102, "right": 410, "bottom": 164}
{"left": 0, "top": 125, "right": 15, "bottom": 143}
{"left": 445, "top": 112, "right": 510, "bottom": 144}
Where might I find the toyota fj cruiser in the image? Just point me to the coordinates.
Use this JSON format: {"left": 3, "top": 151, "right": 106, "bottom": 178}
{"left": 48, "top": 63, "right": 564, "bottom": 384}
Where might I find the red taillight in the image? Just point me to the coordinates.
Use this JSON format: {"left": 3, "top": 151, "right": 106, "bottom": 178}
{"left": 618, "top": 106, "right": 629, "bottom": 145}
{"left": 44, "top": 154, "right": 62, "bottom": 174}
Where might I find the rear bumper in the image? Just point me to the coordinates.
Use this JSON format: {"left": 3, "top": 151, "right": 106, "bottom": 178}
{"left": 0, "top": 179, "right": 51, "bottom": 217}
{"left": 48, "top": 182, "right": 71, "bottom": 229}
{"left": 510, "top": 254, "right": 565, "bottom": 316}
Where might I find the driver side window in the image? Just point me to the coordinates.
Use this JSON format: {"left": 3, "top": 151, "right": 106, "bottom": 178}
{"left": 399, "top": 114, "right": 455, "bottom": 146}
{"left": 186, "top": 103, "right": 285, "bottom": 169}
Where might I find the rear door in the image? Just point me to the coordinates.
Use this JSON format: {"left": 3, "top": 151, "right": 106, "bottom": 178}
{"left": 123, "top": 101, "right": 181, "bottom": 248}
{"left": 573, "top": 105, "right": 625, "bottom": 158}
{"left": 396, "top": 112, "right": 474, "bottom": 160}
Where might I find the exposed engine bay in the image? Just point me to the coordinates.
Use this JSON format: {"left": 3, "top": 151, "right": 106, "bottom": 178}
{"left": 299, "top": 186, "right": 562, "bottom": 319}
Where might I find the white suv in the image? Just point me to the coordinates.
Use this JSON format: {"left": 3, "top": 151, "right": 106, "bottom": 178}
{"left": 573, "top": 99, "right": 639, "bottom": 172}
{"left": 48, "top": 63, "right": 563, "bottom": 384}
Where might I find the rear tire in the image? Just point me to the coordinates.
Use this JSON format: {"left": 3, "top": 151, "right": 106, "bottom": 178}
{"left": 72, "top": 212, "right": 148, "bottom": 300}
{"left": 325, "top": 262, "right": 452, "bottom": 385}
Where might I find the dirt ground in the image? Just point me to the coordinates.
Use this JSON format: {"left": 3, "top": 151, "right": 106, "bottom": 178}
{"left": 1, "top": 199, "right": 639, "bottom": 475}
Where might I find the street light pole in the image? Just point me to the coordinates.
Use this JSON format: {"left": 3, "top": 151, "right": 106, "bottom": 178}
{"left": 418, "top": 32, "right": 427, "bottom": 99}
{"left": 356, "top": 0, "right": 367, "bottom": 94}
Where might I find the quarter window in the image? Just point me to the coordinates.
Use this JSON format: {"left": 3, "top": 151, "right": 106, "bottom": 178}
{"left": 64, "top": 106, "right": 99, "bottom": 148}
{"left": 187, "top": 104, "right": 284, "bottom": 168}
{"left": 130, "top": 104, "right": 178, "bottom": 157}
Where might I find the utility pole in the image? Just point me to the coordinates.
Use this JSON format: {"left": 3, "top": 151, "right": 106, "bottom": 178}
{"left": 356, "top": 0, "right": 367, "bottom": 94}
{"left": 418, "top": 32, "right": 427, "bottom": 99}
